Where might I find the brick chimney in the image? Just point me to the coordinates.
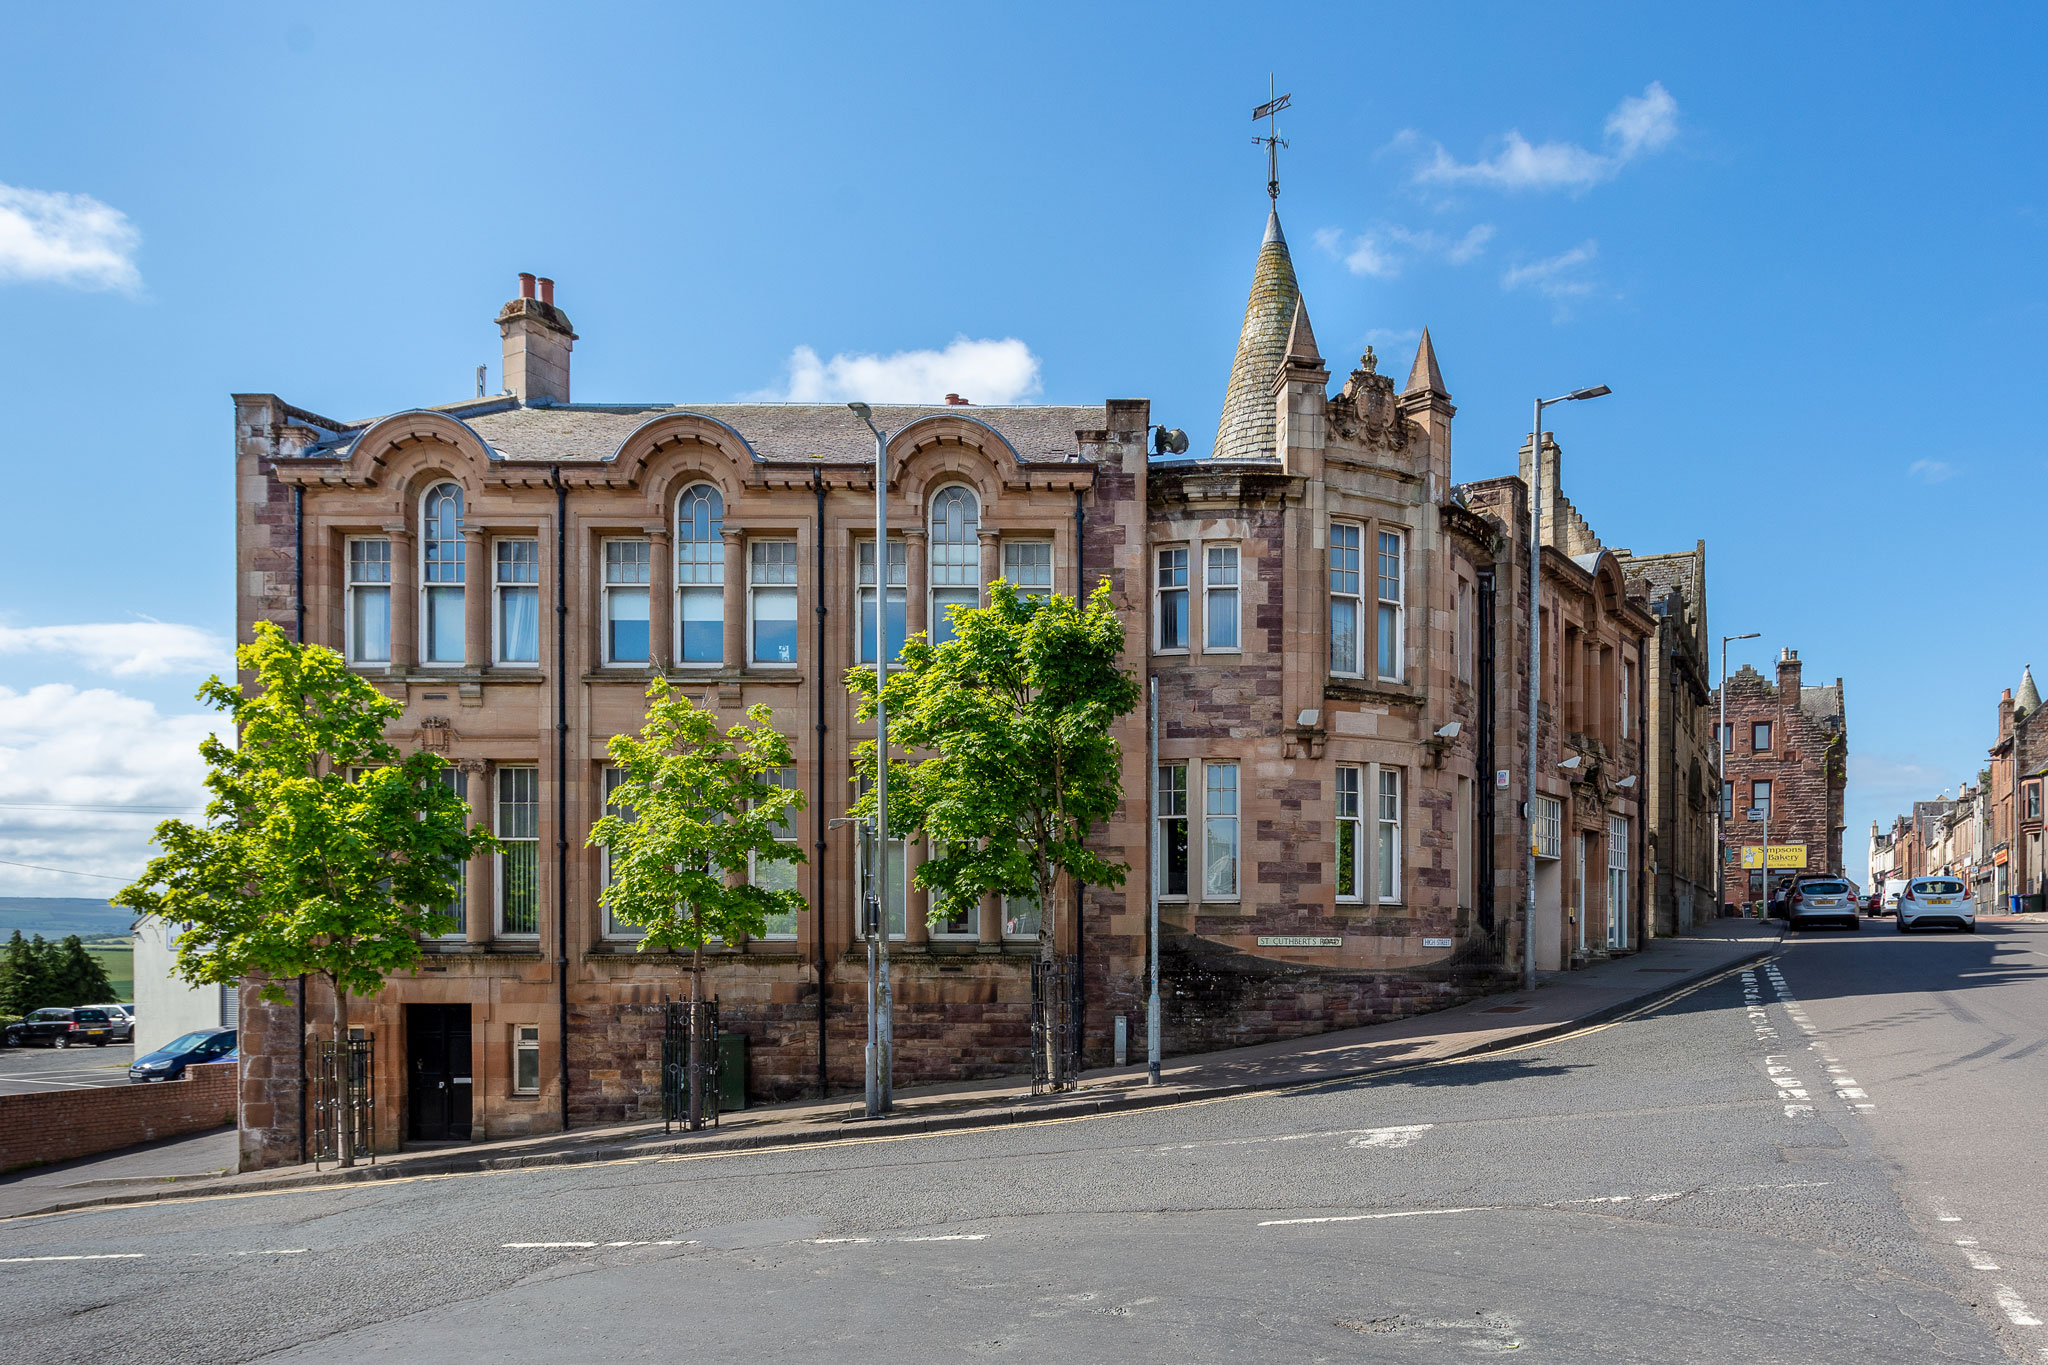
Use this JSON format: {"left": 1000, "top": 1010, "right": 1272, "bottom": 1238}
{"left": 497, "top": 273, "right": 577, "bottom": 404}
{"left": 944, "top": 393, "right": 971, "bottom": 406}
{"left": 1776, "top": 647, "right": 1802, "bottom": 703}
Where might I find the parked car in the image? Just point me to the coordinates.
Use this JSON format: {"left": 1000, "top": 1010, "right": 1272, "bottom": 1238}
{"left": 1785, "top": 876, "right": 1861, "bottom": 932}
{"left": 82, "top": 1004, "right": 135, "bottom": 1043}
{"left": 1865, "top": 891, "right": 1884, "bottom": 914}
{"left": 128, "top": 1027, "right": 237, "bottom": 1082}
{"left": 1897, "top": 876, "right": 1976, "bottom": 933}
{"left": 3, "top": 1007, "right": 118, "bottom": 1048}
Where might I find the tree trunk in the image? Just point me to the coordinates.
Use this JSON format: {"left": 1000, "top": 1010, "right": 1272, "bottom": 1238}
{"left": 688, "top": 916, "right": 705, "bottom": 1131}
{"left": 333, "top": 980, "right": 355, "bottom": 1167}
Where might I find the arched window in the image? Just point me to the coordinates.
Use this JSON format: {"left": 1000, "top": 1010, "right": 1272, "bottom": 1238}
{"left": 675, "top": 484, "right": 724, "bottom": 665}
{"left": 421, "top": 482, "right": 465, "bottom": 664}
{"left": 928, "top": 486, "right": 980, "bottom": 645}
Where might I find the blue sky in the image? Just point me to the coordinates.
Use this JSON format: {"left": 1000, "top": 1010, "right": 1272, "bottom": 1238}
{"left": 1, "top": 1, "right": 2043, "bottom": 893}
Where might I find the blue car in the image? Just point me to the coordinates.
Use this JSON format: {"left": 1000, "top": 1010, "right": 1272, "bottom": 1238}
{"left": 128, "top": 1027, "right": 237, "bottom": 1082}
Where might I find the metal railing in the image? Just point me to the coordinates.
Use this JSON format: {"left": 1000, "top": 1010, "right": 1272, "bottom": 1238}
{"left": 661, "top": 998, "right": 721, "bottom": 1132}
{"left": 311, "top": 1035, "right": 375, "bottom": 1168}
{"left": 1031, "top": 955, "right": 1081, "bottom": 1094}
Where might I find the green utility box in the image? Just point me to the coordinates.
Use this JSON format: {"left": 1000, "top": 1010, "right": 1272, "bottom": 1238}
{"left": 717, "top": 1032, "right": 747, "bottom": 1112}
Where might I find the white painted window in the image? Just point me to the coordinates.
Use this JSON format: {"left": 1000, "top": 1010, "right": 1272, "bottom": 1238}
{"left": 1335, "top": 765, "right": 1364, "bottom": 903}
{"left": 929, "top": 486, "right": 980, "bottom": 645}
{"left": 928, "top": 840, "right": 978, "bottom": 938}
{"left": 1204, "top": 762, "right": 1239, "bottom": 900}
{"left": 1156, "top": 764, "right": 1188, "bottom": 899}
{"left": 1205, "top": 545, "right": 1240, "bottom": 651}
{"left": 1003, "top": 540, "right": 1054, "bottom": 600}
{"left": 599, "top": 766, "right": 643, "bottom": 940}
{"left": 1377, "top": 767, "right": 1402, "bottom": 903}
{"left": 421, "top": 482, "right": 466, "bottom": 665}
{"left": 512, "top": 1024, "right": 541, "bottom": 1095}
{"left": 1608, "top": 816, "right": 1629, "bottom": 949}
{"left": 856, "top": 539, "right": 907, "bottom": 664}
{"left": 345, "top": 538, "right": 391, "bottom": 665}
{"left": 675, "top": 485, "right": 724, "bottom": 666}
{"left": 1535, "top": 795, "right": 1563, "bottom": 861}
{"left": 1003, "top": 892, "right": 1041, "bottom": 940}
{"left": 1156, "top": 547, "right": 1189, "bottom": 651}
{"left": 603, "top": 539, "right": 652, "bottom": 665}
{"left": 749, "top": 541, "right": 799, "bottom": 666}
{"left": 752, "top": 767, "right": 800, "bottom": 939}
{"left": 432, "top": 769, "right": 468, "bottom": 941}
{"left": 494, "top": 539, "right": 539, "bottom": 665}
{"left": 1329, "top": 523, "right": 1362, "bottom": 675}
{"left": 496, "top": 766, "right": 540, "bottom": 938}
{"left": 1376, "top": 529, "right": 1405, "bottom": 681}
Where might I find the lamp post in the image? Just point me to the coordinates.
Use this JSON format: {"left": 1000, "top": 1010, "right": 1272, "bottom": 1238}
{"left": 848, "top": 402, "right": 893, "bottom": 1117}
{"left": 1524, "top": 385, "right": 1610, "bottom": 992}
{"left": 1719, "top": 632, "right": 1761, "bottom": 918}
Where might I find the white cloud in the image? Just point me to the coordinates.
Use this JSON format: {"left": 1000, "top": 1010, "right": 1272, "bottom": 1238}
{"left": 748, "top": 336, "right": 1043, "bottom": 405}
{"left": 0, "top": 684, "right": 220, "bottom": 895}
{"left": 1908, "top": 459, "right": 1957, "bottom": 484}
{"left": 1412, "top": 83, "right": 1678, "bottom": 193}
{"left": 1314, "top": 222, "right": 1496, "bottom": 279}
{"left": 1501, "top": 241, "right": 1601, "bottom": 300}
{"left": 0, "top": 183, "right": 142, "bottom": 292}
{"left": 0, "top": 622, "right": 229, "bottom": 677}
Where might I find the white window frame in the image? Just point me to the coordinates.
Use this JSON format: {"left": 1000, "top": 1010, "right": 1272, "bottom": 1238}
{"left": 1752, "top": 779, "right": 1772, "bottom": 822}
{"left": 1607, "top": 816, "right": 1629, "bottom": 949}
{"left": 1376, "top": 766, "right": 1403, "bottom": 903}
{"left": 598, "top": 765, "right": 643, "bottom": 940}
{"left": 1620, "top": 660, "right": 1633, "bottom": 739}
{"left": 927, "top": 839, "right": 978, "bottom": 939}
{"left": 431, "top": 769, "right": 469, "bottom": 941}
{"left": 2028, "top": 782, "right": 2042, "bottom": 823}
{"left": 493, "top": 537, "right": 540, "bottom": 667}
{"left": 856, "top": 537, "right": 908, "bottom": 665}
{"left": 1203, "top": 761, "right": 1239, "bottom": 901}
{"left": 1002, "top": 891, "right": 1042, "bottom": 941}
{"left": 928, "top": 484, "right": 981, "bottom": 645}
{"left": 748, "top": 539, "right": 800, "bottom": 668}
{"left": 512, "top": 1024, "right": 541, "bottom": 1095}
{"left": 420, "top": 482, "right": 466, "bottom": 667}
{"left": 495, "top": 765, "right": 541, "bottom": 939}
{"left": 1156, "top": 763, "right": 1189, "bottom": 900}
{"left": 1003, "top": 540, "right": 1054, "bottom": 601}
{"left": 1204, "top": 544, "right": 1241, "bottom": 652}
{"left": 1375, "top": 528, "right": 1405, "bottom": 682}
{"left": 344, "top": 536, "right": 392, "bottom": 667}
{"left": 854, "top": 777, "right": 906, "bottom": 940}
{"left": 675, "top": 483, "right": 725, "bottom": 668}
{"left": 1156, "top": 546, "right": 1190, "bottom": 652}
{"left": 602, "top": 537, "right": 653, "bottom": 666}
{"left": 1335, "top": 765, "right": 1364, "bottom": 903}
{"left": 1329, "top": 522, "right": 1363, "bottom": 676}
{"left": 751, "top": 766, "right": 801, "bottom": 940}
{"left": 1534, "top": 795, "right": 1563, "bottom": 861}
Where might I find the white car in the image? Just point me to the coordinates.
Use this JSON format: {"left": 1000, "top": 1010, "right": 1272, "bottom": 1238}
{"left": 1785, "top": 877, "right": 1860, "bottom": 932}
{"left": 1896, "top": 876, "right": 1975, "bottom": 933}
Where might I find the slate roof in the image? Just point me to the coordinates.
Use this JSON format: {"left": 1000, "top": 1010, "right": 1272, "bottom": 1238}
{"left": 1800, "top": 683, "right": 1845, "bottom": 722}
{"left": 301, "top": 401, "right": 1107, "bottom": 467}
{"left": 1213, "top": 209, "right": 1301, "bottom": 462}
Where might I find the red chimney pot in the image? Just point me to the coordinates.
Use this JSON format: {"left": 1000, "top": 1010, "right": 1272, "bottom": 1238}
{"left": 518, "top": 272, "right": 536, "bottom": 299}
{"left": 537, "top": 276, "right": 555, "bottom": 306}
{"left": 945, "top": 393, "right": 970, "bottom": 406}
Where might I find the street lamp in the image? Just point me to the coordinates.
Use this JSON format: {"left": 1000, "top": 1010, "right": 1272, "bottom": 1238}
{"left": 1524, "top": 385, "right": 1610, "bottom": 992}
{"left": 1719, "top": 632, "right": 1761, "bottom": 919}
{"left": 847, "top": 402, "right": 894, "bottom": 1117}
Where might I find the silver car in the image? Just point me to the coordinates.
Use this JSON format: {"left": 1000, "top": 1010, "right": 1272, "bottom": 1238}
{"left": 1897, "top": 876, "right": 1975, "bottom": 933}
{"left": 1786, "top": 877, "right": 1860, "bottom": 931}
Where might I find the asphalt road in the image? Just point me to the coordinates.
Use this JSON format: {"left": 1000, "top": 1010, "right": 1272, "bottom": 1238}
{"left": 0, "top": 1041, "right": 133, "bottom": 1095}
{"left": 2, "top": 923, "right": 2045, "bottom": 1362}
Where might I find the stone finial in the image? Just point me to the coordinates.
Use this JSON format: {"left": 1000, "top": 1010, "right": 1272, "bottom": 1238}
{"left": 1404, "top": 326, "right": 1447, "bottom": 398}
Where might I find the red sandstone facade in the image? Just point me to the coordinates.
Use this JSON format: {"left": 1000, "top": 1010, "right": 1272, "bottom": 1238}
{"left": 1712, "top": 649, "right": 1848, "bottom": 903}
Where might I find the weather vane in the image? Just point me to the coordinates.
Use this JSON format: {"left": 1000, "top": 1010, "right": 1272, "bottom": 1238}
{"left": 1252, "top": 75, "right": 1291, "bottom": 203}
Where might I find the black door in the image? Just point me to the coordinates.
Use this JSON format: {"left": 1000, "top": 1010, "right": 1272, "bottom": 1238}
{"left": 405, "top": 1004, "right": 472, "bottom": 1141}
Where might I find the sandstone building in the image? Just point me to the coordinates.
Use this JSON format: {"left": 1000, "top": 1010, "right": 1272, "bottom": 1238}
{"left": 1712, "top": 649, "right": 1848, "bottom": 903}
{"left": 231, "top": 212, "right": 1674, "bottom": 1167}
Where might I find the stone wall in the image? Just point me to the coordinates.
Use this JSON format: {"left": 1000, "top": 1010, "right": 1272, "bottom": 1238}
{"left": 1, "top": 1062, "right": 238, "bottom": 1175}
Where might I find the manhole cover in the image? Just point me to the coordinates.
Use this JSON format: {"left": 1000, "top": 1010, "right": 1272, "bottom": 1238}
{"left": 1480, "top": 1005, "right": 1532, "bottom": 1014}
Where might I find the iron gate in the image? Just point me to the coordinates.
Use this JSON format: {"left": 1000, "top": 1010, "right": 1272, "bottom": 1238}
{"left": 1030, "top": 954, "right": 1080, "bottom": 1094}
{"left": 312, "top": 1035, "right": 375, "bottom": 1167}
{"left": 661, "top": 998, "right": 721, "bottom": 1132}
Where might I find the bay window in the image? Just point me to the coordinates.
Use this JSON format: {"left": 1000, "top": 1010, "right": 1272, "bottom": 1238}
{"left": 345, "top": 537, "right": 391, "bottom": 665}
{"left": 603, "top": 539, "right": 651, "bottom": 665}
{"left": 494, "top": 539, "right": 539, "bottom": 665}
{"left": 1330, "top": 523, "right": 1362, "bottom": 675}
{"left": 749, "top": 540, "right": 799, "bottom": 666}
{"left": 676, "top": 485, "right": 724, "bottom": 666}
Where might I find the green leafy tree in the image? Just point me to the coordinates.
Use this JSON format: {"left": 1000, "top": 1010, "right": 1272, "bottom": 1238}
{"left": 47, "top": 936, "right": 116, "bottom": 1007}
{"left": 846, "top": 578, "right": 1141, "bottom": 953}
{"left": 113, "top": 621, "right": 497, "bottom": 1054}
{"left": 587, "top": 679, "right": 804, "bottom": 1125}
{"left": 0, "top": 931, "right": 55, "bottom": 1015}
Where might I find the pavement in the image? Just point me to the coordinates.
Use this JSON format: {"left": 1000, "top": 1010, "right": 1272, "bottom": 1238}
{"left": 0, "top": 917, "right": 1780, "bottom": 1220}
{"left": 0, "top": 1041, "right": 135, "bottom": 1095}
{"left": 9, "top": 914, "right": 2048, "bottom": 1362}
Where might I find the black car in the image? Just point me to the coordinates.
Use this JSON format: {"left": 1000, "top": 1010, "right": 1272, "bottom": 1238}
{"left": 3, "top": 1007, "right": 118, "bottom": 1048}
{"left": 128, "top": 1027, "right": 237, "bottom": 1082}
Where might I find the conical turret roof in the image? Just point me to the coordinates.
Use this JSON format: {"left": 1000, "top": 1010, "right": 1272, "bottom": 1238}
{"left": 2020, "top": 665, "right": 2040, "bottom": 716}
{"left": 1405, "top": 327, "right": 1446, "bottom": 397}
{"left": 1213, "top": 209, "right": 1301, "bottom": 461}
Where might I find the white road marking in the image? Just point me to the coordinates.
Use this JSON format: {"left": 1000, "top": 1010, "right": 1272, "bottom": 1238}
{"left": 1964, "top": 1249, "right": 2003, "bottom": 1271}
{"left": 232, "top": 1249, "right": 307, "bottom": 1256}
{"left": 504, "top": 1239, "right": 694, "bottom": 1249}
{"left": 812, "top": 1234, "right": 989, "bottom": 1244}
{"left": 1995, "top": 1285, "right": 2043, "bottom": 1327}
{"left": 1260, "top": 1207, "right": 1495, "bottom": 1227}
{"left": 1155, "top": 1123, "right": 1434, "bottom": 1153}
{"left": 1347, "top": 1125, "right": 1433, "bottom": 1149}
{"left": 0, "top": 1253, "right": 146, "bottom": 1263}
{"left": 1930, "top": 1196, "right": 1962, "bottom": 1222}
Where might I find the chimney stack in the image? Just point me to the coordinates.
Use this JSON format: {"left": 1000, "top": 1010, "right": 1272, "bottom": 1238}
{"left": 497, "top": 272, "right": 576, "bottom": 404}
{"left": 1776, "top": 646, "right": 1802, "bottom": 700}
{"left": 944, "top": 392, "right": 970, "bottom": 406}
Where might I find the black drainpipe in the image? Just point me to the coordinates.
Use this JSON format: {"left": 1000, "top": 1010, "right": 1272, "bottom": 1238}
{"left": 552, "top": 466, "right": 571, "bottom": 1130}
{"left": 812, "top": 466, "right": 830, "bottom": 1099}
{"left": 294, "top": 483, "right": 308, "bottom": 1163}
{"left": 1072, "top": 488, "right": 1087, "bottom": 1065}
{"left": 1476, "top": 567, "right": 1497, "bottom": 943}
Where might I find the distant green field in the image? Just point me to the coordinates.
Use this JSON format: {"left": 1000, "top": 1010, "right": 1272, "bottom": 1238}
{"left": 85, "top": 943, "right": 133, "bottom": 1001}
